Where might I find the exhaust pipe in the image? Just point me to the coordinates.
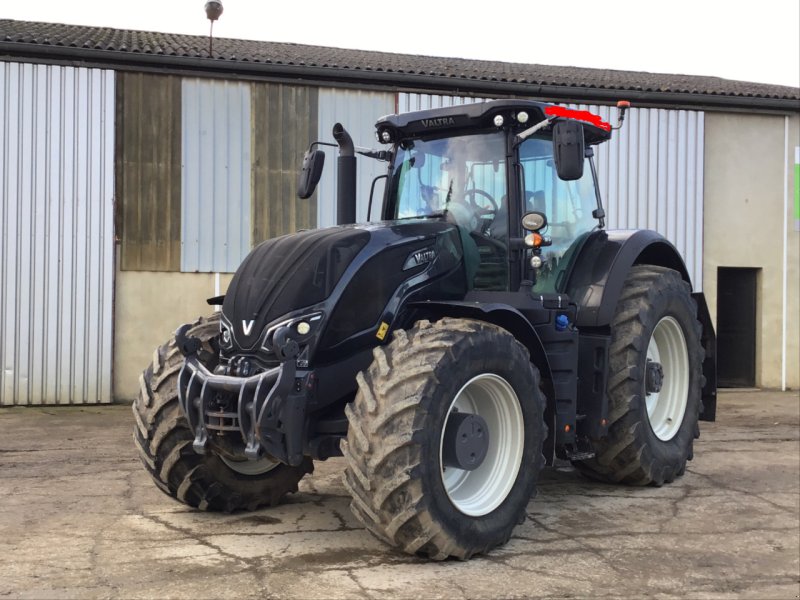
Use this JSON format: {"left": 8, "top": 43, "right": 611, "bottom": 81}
{"left": 332, "top": 123, "right": 356, "bottom": 225}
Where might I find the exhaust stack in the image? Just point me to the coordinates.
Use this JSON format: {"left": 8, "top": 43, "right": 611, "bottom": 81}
{"left": 332, "top": 123, "right": 356, "bottom": 225}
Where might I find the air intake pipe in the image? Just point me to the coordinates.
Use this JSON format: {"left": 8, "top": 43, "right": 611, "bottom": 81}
{"left": 332, "top": 123, "right": 356, "bottom": 225}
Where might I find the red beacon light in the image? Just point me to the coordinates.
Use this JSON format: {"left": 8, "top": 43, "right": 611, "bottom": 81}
{"left": 613, "top": 100, "right": 631, "bottom": 130}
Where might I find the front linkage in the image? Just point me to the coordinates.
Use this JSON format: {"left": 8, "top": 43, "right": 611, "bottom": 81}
{"left": 175, "top": 323, "right": 309, "bottom": 467}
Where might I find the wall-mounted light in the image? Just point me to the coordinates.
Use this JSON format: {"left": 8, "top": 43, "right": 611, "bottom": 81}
{"left": 205, "top": 1, "right": 223, "bottom": 56}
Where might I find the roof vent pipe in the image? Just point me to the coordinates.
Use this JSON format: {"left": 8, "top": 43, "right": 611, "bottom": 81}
{"left": 333, "top": 123, "right": 357, "bottom": 225}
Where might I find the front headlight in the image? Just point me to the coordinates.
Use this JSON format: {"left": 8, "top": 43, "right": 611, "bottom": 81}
{"left": 261, "top": 312, "right": 323, "bottom": 352}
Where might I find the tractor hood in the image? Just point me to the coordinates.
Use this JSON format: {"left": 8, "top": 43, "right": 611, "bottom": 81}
{"left": 222, "top": 227, "right": 370, "bottom": 350}
{"left": 221, "top": 220, "right": 464, "bottom": 353}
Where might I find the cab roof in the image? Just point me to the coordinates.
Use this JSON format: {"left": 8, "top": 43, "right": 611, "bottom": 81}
{"left": 376, "top": 99, "right": 613, "bottom": 145}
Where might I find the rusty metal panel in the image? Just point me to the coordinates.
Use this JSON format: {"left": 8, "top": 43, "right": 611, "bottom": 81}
{"left": 317, "top": 89, "right": 395, "bottom": 227}
{"left": 181, "top": 78, "right": 251, "bottom": 273}
{"left": 0, "top": 62, "right": 114, "bottom": 405}
{"left": 117, "top": 72, "right": 182, "bottom": 271}
{"left": 251, "top": 82, "right": 318, "bottom": 243}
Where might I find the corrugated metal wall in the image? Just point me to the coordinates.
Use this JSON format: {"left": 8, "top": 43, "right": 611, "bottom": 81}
{"left": 399, "top": 93, "right": 705, "bottom": 290}
{"left": 118, "top": 77, "right": 318, "bottom": 270}
{"left": 317, "top": 89, "right": 395, "bottom": 227}
{"left": 397, "top": 93, "right": 491, "bottom": 113}
{"left": 181, "top": 79, "right": 252, "bottom": 273}
{"left": 117, "top": 72, "right": 182, "bottom": 271}
{"left": 576, "top": 104, "right": 705, "bottom": 290}
{"left": 0, "top": 62, "right": 114, "bottom": 405}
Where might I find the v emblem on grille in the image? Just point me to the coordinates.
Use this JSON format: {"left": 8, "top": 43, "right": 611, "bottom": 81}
{"left": 242, "top": 320, "right": 255, "bottom": 336}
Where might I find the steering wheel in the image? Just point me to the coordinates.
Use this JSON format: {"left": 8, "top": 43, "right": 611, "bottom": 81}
{"left": 446, "top": 190, "right": 504, "bottom": 251}
{"left": 464, "top": 188, "right": 498, "bottom": 212}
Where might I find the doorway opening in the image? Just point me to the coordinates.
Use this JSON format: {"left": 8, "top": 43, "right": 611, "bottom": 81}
{"left": 716, "top": 267, "right": 759, "bottom": 388}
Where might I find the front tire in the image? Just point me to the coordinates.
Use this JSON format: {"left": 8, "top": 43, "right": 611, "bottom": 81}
{"left": 341, "top": 318, "right": 546, "bottom": 560}
{"left": 132, "top": 314, "right": 313, "bottom": 511}
{"left": 574, "top": 266, "right": 704, "bottom": 485}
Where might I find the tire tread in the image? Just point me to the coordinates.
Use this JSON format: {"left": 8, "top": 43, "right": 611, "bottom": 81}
{"left": 342, "top": 318, "right": 546, "bottom": 560}
{"left": 574, "top": 266, "right": 704, "bottom": 485}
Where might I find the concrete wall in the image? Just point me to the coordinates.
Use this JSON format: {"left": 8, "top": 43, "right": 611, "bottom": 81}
{"left": 703, "top": 112, "right": 799, "bottom": 389}
{"left": 113, "top": 269, "right": 233, "bottom": 400}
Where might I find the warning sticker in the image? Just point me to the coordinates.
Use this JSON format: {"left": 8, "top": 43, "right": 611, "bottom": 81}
{"left": 376, "top": 322, "right": 390, "bottom": 341}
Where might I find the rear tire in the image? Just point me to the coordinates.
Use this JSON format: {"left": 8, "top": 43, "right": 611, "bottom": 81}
{"left": 132, "top": 314, "right": 312, "bottom": 511}
{"left": 573, "top": 266, "right": 703, "bottom": 486}
{"left": 341, "top": 318, "right": 545, "bottom": 560}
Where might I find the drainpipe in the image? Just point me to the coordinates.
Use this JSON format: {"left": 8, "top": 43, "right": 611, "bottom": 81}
{"left": 781, "top": 116, "right": 789, "bottom": 391}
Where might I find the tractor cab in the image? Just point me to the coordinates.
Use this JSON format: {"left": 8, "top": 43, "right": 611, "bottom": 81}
{"left": 375, "top": 100, "right": 612, "bottom": 294}
{"left": 298, "top": 99, "right": 618, "bottom": 296}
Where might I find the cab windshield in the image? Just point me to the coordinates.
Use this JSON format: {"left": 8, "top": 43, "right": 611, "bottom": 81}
{"left": 388, "top": 131, "right": 509, "bottom": 290}
{"left": 389, "top": 131, "right": 507, "bottom": 220}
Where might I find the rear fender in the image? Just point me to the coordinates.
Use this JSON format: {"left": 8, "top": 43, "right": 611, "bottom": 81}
{"left": 565, "top": 229, "right": 691, "bottom": 327}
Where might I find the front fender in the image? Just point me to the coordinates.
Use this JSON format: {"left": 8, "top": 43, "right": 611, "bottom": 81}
{"left": 407, "top": 300, "right": 552, "bottom": 386}
{"left": 406, "top": 299, "right": 565, "bottom": 465}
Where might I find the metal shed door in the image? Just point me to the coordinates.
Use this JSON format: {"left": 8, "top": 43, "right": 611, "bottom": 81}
{"left": 0, "top": 62, "right": 115, "bottom": 405}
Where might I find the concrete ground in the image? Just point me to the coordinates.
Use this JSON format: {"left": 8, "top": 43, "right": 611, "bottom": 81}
{"left": 0, "top": 390, "right": 798, "bottom": 600}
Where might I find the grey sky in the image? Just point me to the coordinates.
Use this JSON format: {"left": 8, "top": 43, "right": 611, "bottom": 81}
{"left": 4, "top": 0, "right": 800, "bottom": 88}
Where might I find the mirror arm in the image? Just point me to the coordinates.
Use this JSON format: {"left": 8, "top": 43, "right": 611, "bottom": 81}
{"left": 356, "top": 147, "right": 392, "bottom": 161}
{"left": 587, "top": 148, "right": 605, "bottom": 228}
{"left": 310, "top": 141, "right": 338, "bottom": 151}
{"left": 514, "top": 117, "right": 554, "bottom": 146}
{"left": 306, "top": 142, "right": 392, "bottom": 160}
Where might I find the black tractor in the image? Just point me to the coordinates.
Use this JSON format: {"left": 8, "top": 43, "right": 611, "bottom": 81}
{"left": 133, "top": 99, "right": 716, "bottom": 560}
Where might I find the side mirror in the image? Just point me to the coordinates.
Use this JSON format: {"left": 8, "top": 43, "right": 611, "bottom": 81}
{"left": 297, "top": 149, "right": 325, "bottom": 199}
{"left": 552, "top": 120, "right": 585, "bottom": 181}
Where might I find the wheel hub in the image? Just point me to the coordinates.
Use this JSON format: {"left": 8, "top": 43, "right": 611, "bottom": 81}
{"left": 645, "top": 359, "right": 664, "bottom": 394}
{"left": 439, "top": 373, "right": 524, "bottom": 517}
{"left": 442, "top": 412, "right": 490, "bottom": 471}
{"left": 645, "top": 316, "right": 690, "bottom": 442}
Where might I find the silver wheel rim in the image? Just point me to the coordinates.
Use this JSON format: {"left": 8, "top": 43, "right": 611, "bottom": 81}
{"left": 645, "top": 316, "right": 689, "bottom": 441}
{"left": 439, "top": 373, "right": 524, "bottom": 517}
{"left": 220, "top": 455, "right": 280, "bottom": 476}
